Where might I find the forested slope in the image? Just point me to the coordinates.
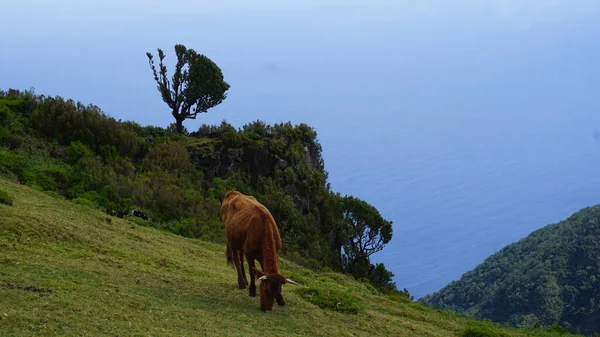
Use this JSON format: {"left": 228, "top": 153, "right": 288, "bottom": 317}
{"left": 420, "top": 205, "right": 600, "bottom": 336}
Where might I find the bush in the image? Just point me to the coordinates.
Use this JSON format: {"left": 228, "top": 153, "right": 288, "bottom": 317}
{"left": 123, "top": 215, "right": 149, "bottom": 226}
{"left": 195, "top": 120, "right": 235, "bottom": 138}
{"left": 44, "top": 191, "right": 64, "bottom": 199}
{"left": 0, "top": 190, "right": 13, "bottom": 206}
{"left": 295, "top": 287, "right": 363, "bottom": 314}
{"left": 2, "top": 134, "right": 23, "bottom": 150}
{"left": 23, "top": 163, "right": 70, "bottom": 192}
{"left": 546, "top": 323, "right": 566, "bottom": 334}
{"left": 461, "top": 326, "right": 506, "bottom": 337}
{"left": 72, "top": 197, "right": 96, "bottom": 208}
{"left": 78, "top": 190, "right": 103, "bottom": 205}
{"left": 0, "top": 150, "right": 28, "bottom": 179}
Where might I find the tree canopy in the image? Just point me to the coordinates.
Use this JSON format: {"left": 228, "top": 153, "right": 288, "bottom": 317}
{"left": 146, "top": 44, "right": 230, "bottom": 134}
{"left": 339, "top": 196, "right": 393, "bottom": 278}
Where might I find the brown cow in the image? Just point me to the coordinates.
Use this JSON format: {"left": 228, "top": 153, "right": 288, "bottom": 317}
{"left": 221, "top": 191, "right": 300, "bottom": 311}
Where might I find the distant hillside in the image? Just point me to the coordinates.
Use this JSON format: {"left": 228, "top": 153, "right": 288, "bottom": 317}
{"left": 0, "top": 177, "right": 582, "bottom": 336}
{"left": 419, "top": 205, "right": 600, "bottom": 336}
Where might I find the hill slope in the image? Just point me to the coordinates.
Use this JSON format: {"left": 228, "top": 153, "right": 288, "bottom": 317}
{"left": 419, "top": 205, "right": 600, "bottom": 336}
{"left": 0, "top": 177, "right": 577, "bottom": 336}
{"left": 0, "top": 89, "right": 395, "bottom": 289}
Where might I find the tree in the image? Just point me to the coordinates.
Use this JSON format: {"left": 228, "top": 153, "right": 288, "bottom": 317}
{"left": 340, "top": 196, "right": 393, "bottom": 278}
{"left": 322, "top": 191, "right": 349, "bottom": 269}
{"left": 146, "top": 44, "right": 230, "bottom": 134}
{"left": 368, "top": 263, "right": 397, "bottom": 293}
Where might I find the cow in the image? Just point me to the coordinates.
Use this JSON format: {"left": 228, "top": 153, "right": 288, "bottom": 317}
{"left": 221, "top": 191, "right": 300, "bottom": 311}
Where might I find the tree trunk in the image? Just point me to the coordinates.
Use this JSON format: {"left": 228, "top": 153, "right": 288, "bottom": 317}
{"left": 175, "top": 117, "right": 185, "bottom": 134}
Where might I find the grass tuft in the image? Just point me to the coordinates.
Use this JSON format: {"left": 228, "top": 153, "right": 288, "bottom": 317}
{"left": 0, "top": 190, "right": 13, "bottom": 206}
{"left": 295, "top": 286, "right": 364, "bottom": 314}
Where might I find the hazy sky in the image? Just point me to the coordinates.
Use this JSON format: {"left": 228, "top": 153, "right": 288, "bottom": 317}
{"left": 3, "top": 0, "right": 598, "bottom": 132}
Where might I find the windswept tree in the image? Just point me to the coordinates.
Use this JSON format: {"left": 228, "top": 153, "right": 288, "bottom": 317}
{"left": 340, "top": 196, "right": 393, "bottom": 278}
{"left": 146, "top": 44, "right": 230, "bottom": 134}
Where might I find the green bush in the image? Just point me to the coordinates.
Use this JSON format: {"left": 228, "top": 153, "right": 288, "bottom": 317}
{"left": 44, "top": 191, "right": 65, "bottom": 199}
{"left": 123, "top": 215, "right": 149, "bottom": 226}
{"left": 0, "top": 150, "right": 28, "bottom": 179}
{"left": 78, "top": 190, "right": 103, "bottom": 204}
{"left": 546, "top": 323, "right": 566, "bottom": 334}
{"left": 72, "top": 198, "right": 96, "bottom": 208}
{"left": 461, "top": 326, "right": 506, "bottom": 337}
{"left": 0, "top": 190, "right": 13, "bottom": 206}
{"left": 23, "top": 163, "right": 70, "bottom": 192}
{"left": 295, "top": 287, "right": 363, "bottom": 314}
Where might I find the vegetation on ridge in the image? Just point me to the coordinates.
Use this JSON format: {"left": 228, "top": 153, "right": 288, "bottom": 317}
{"left": 0, "top": 87, "right": 400, "bottom": 297}
{"left": 419, "top": 205, "right": 600, "bottom": 336}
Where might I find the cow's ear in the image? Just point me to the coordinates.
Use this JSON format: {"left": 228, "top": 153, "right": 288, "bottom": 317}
{"left": 252, "top": 267, "right": 266, "bottom": 279}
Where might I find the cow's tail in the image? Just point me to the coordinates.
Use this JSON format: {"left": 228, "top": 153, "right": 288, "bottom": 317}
{"left": 226, "top": 242, "right": 234, "bottom": 266}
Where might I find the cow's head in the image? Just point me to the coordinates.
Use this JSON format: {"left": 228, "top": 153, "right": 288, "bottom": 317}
{"left": 252, "top": 267, "right": 300, "bottom": 311}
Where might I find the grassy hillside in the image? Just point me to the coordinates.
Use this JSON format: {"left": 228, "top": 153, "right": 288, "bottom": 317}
{"left": 0, "top": 177, "right": 581, "bottom": 337}
{"left": 0, "top": 88, "right": 399, "bottom": 294}
{"left": 419, "top": 206, "right": 600, "bottom": 336}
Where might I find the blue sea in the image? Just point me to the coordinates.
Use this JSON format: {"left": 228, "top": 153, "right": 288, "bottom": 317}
{"left": 2, "top": 1, "right": 600, "bottom": 299}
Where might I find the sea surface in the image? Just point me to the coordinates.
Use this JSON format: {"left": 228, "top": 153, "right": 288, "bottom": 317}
{"left": 2, "top": 1, "right": 600, "bottom": 300}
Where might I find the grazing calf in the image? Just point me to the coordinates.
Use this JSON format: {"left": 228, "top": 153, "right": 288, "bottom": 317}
{"left": 221, "top": 191, "right": 300, "bottom": 311}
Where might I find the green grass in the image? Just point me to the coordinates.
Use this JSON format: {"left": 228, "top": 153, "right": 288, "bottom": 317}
{"left": 0, "top": 177, "right": 580, "bottom": 336}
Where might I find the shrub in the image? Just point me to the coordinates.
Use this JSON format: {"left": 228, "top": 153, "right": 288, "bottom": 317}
{"left": 546, "top": 323, "right": 566, "bottom": 334}
{"left": 123, "top": 215, "right": 149, "bottom": 226}
{"left": 72, "top": 198, "right": 96, "bottom": 208}
{"left": 195, "top": 120, "right": 235, "bottom": 138}
{"left": 386, "top": 293, "right": 413, "bottom": 304}
{"left": 2, "top": 134, "right": 23, "bottom": 150}
{"left": 0, "top": 150, "right": 28, "bottom": 179}
{"left": 66, "top": 141, "right": 93, "bottom": 164}
{"left": 143, "top": 141, "right": 190, "bottom": 173}
{"left": 44, "top": 191, "right": 64, "bottom": 199}
{"left": 461, "top": 326, "right": 506, "bottom": 337}
{"left": 295, "top": 287, "right": 363, "bottom": 314}
{"left": 23, "top": 163, "right": 70, "bottom": 192}
{"left": 0, "top": 190, "right": 13, "bottom": 206}
{"left": 78, "top": 190, "right": 103, "bottom": 204}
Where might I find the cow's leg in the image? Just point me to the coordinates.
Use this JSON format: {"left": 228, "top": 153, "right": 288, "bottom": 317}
{"left": 247, "top": 257, "right": 257, "bottom": 297}
{"left": 238, "top": 250, "right": 248, "bottom": 287}
{"left": 233, "top": 249, "right": 246, "bottom": 289}
{"left": 275, "top": 293, "right": 286, "bottom": 306}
